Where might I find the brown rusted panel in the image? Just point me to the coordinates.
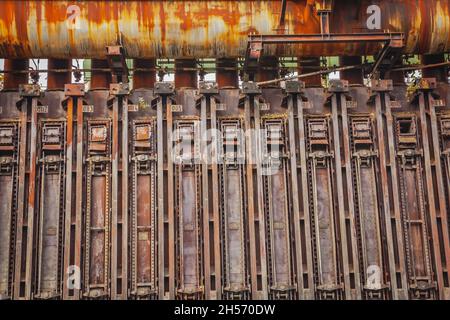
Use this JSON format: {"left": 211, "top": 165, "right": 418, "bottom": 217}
{"left": 3, "top": 72, "right": 450, "bottom": 301}
{"left": 305, "top": 117, "right": 343, "bottom": 300}
{"left": 0, "top": 122, "right": 19, "bottom": 300}
{"left": 262, "top": 118, "right": 296, "bottom": 300}
{"left": 348, "top": 115, "right": 390, "bottom": 299}
{"left": 83, "top": 119, "right": 112, "bottom": 299}
{"left": 35, "top": 120, "right": 66, "bottom": 300}
{"left": 394, "top": 114, "right": 437, "bottom": 299}
{"left": 130, "top": 119, "right": 158, "bottom": 299}
{"left": 219, "top": 119, "right": 250, "bottom": 300}
{"left": 175, "top": 120, "right": 204, "bottom": 299}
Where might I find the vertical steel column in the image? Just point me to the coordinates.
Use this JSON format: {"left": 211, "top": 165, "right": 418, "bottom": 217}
{"left": 0, "top": 120, "right": 19, "bottom": 300}
{"left": 295, "top": 88, "right": 315, "bottom": 300}
{"left": 74, "top": 85, "right": 84, "bottom": 299}
{"left": 416, "top": 79, "right": 446, "bottom": 299}
{"left": 109, "top": 83, "right": 130, "bottom": 299}
{"left": 329, "top": 80, "right": 354, "bottom": 300}
{"left": 110, "top": 87, "right": 119, "bottom": 300}
{"left": 374, "top": 80, "right": 409, "bottom": 299}
{"left": 286, "top": 82, "right": 305, "bottom": 299}
{"left": 63, "top": 84, "right": 85, "bottom": 300}
{"left": 335, "top": 82, "right": 363, "bottom": 299}
{"left": 216, "top": 58, "right": 239, "bottom": 89}
{"left": 198, "top": 83, "right": 215, "bottom": 299}
{"left": 210, "top": 96, "right": 222, "bottom": 299}
{"left": 154, "top": 82, "right": 175, "bottom": 299}
{"left": 14, "top": 84, "right": 40, "bottom": 299}
{"left": 242, "top": 82, "right": 268, "bottom": 299}
{"left": 242, "top": 83, "right": 259, "bottom": 299}
{"left": 426, "top": 85, "right": 450, "bottom": 299}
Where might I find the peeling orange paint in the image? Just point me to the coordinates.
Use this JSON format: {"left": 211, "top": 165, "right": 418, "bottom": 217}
{"left": 0, "top": 0, "right": 449, "bottom": 58}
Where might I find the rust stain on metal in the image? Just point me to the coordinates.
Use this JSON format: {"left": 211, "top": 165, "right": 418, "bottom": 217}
{"left": 1, "top": 0, "right": 450, "bottom": 58}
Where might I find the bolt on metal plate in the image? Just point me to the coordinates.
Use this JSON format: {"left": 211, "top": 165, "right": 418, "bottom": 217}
{"left": 64, "top": 84, "right": 85, "bottom": 97}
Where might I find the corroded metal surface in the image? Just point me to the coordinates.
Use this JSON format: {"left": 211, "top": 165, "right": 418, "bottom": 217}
{"left": 1, "top": 0, "right": 450, "bottom": 58}
{"left": 0, "top": 80, "right": 450, "bottom": 300}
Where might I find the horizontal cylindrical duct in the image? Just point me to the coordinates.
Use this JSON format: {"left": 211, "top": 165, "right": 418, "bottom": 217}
{"left": 0, "top": 0, "right": 449, "bottom": 59}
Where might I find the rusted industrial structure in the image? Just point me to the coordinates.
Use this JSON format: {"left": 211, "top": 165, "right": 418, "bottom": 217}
{"left": 0, "top": 0, "right": 449, "bottom": 300}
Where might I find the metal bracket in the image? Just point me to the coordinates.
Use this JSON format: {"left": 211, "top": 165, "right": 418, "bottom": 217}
{"left": 328, "top": 80, "right": 349, "bottom": 93}
{"left": 64, "top": 84, "right": 85, "bottom": 97}
{"left": 284, "top": 81, "right": 305, "bottom": 94}
{"left": 19, "top": 84, "right": 41, "bottom": 97}
{"left": 199, "top": 82, "right": 219, "bottom": 95}
{"left": 154, "top": 82, "right": 175, "bottom": 95}
{"left": 110, "top": 83, "right": 130, "bottom": 96}
{"left": 242, "top": 82, "right": 262, "bottom": 95}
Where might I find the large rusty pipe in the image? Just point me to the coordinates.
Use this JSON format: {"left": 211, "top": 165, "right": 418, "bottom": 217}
{"left": 133, "top": 59, "right": 156, "bottom": 89}
{"left": 2, "top": 59, "right": 29, "bottom": 90}
{"left": 339, "top": 56, "right": 364, "bottom": 85}
{"left": 47, "top": 59, "right": 71, "bottom": 90}
{"left": 216, "top": 58, "right": 238, "bottom": 89}
{"left": 298, "top": 57, "right": 322, "bottom": 87}
{"left": 175, "top": 59, "right": 197, "bottom": 89}
{"left": 90, "top": 59, "right": 111, "bottom": 90}
{"left": 1, "top": 1, "right": 450, "bottom": 59}
{"left": 421, "top": 54, "right": 448, "bottom": 83}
